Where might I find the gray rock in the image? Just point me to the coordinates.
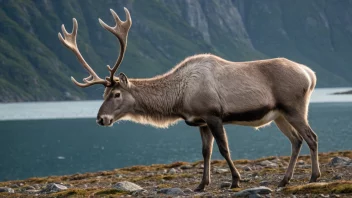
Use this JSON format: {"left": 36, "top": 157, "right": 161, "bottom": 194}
{"left": 116, "top": 174, "right": 123, "bottom": 178}
{"left": 41, "top": 183, "right": 67, "bottom": 193}
{"left": 184, "top": 188, "right": 193, "bottom": 193}
{"left": 319, "top": 194, "right": 330, "bottom": 198}
{"left": 248, "top": 194, "right": 263, "bottom": 198}
{"left": 26, "top": 189, "right": 41, "bottom": 194}
{"left": 258, "top": 160, "right": 278, "bottom": 167}
{"left": 9, "top": 184, "right": 19, "bottom": 188}
{"left": 113, "top": 181, "right": 143, "bottom": 192}
{"left": 241, "top": 178, "right": 252, "bottom": 182}
{"left": 332, "top": 174, "right": 342, "bottom": 180}
{"left": 260, "top": 181, "right": 269, "bottom": 186}
{"left": 33, "top": 184, "right": 41, "bottom": 189}
{"left": 329, "top": 156, "right": 351, "bottom": 166}
{"left": 131, "top": 189, "right": 148, "bottom": 196}
{"left": 233, "top": 186, "right": 272, "bottom": 197}
{"left": 298, "top": 164, "right": 311, "bottom": 169}
{"left": 158, "top": 188, "right": 185, "bottom": 195}
{"left": 0, "top": 187, "right": 14, "bottom": 193}
{"left": 297, "top": 160, "right": 305, "bottom": 165}
{"left": 221, "top": 182, "right": 232, "bottom": 188}
{"left": 215, "top": 168, "right": 229, "bottom": 173}
{"left": 244, "top": 166, "right": 252, "bottom": 171}
{"left": 271, "top": 158, "right": 281, "bottom": 163}
{"left": 194, "top": 192, "right": 211, "bottom": 197}
{"left": 169, "top": 168, "right": 177, "bottom": 174}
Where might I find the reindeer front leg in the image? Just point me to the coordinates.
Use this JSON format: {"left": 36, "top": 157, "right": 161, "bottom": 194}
{"left": 194, "top": 126, "right": 214, "bottom": 192}
{"left": 206, "top": 116, "right": 241, "bottom": 189}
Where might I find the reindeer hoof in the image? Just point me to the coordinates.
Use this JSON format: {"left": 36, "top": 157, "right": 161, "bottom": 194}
{"left": 278, "top": 179, "right": 289, "bottom": 187}
{"left": 194, "top": 186, "right": 205, "bottom": 192}
{"left": 231, "top": 183, "right": 240, "bottom": 189}
{"left": 309, "top": 177, "right": 319, "bottom": 183}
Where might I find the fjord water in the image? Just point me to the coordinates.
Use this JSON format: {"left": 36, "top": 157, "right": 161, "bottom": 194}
{"left": 0, "top": 89, "right": 352, "bottom": 181}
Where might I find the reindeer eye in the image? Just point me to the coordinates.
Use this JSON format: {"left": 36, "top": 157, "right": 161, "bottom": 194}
{"left": 114, "top": 93, "right": 121, "bottom": 98}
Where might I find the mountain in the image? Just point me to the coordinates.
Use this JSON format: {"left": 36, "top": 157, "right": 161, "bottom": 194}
{"left": 1, "top": 0, "right": 352, "bottom": 102}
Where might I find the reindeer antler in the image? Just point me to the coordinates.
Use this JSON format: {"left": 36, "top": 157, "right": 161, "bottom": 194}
{"left": 99, "top": 7, "right": 132, "bottom": 85}
{"left": 58, "top": 18, "right": 108, "bottom": 87}
{"left": 58, "top": 8, "right": 132, "bottom": 88}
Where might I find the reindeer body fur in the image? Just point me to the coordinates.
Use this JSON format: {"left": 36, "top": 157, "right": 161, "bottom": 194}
{"left": 115, "top": 54, "right": 315, "bottom": 130}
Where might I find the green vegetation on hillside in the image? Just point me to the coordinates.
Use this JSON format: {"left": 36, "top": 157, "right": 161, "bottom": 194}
{"left": 1, "top": 0, "right": 352, "bottom": 102}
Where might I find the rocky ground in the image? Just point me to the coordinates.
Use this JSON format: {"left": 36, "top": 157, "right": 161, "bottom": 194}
{"left": 0, "top": 151, "right": 352, "bottom": 197}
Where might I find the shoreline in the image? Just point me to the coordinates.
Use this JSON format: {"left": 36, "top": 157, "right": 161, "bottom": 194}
{"left": 1, "top": 151, "right": 351, "bottom": 197}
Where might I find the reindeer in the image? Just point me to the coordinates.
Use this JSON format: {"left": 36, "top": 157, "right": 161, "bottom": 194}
{"left": 58, "top": 8, "right": 320, "bottom": 191}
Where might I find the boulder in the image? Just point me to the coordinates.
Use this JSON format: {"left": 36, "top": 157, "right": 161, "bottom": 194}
{"left": 233, "top": 186, "right": 272, "bottom": 197}
{"left": 332, "top": 174, "right": 343, "bottom": 180}
{"left": 113, "top": 181, "right": 143, "bottom": 192}
{"left": 0, "top": 187, "right": 14, "bottom": 193}
{"left": 41, "top": 183, "right": 67, "bottom": 193}
{"left": 158, "top": 188, "right": 185, "bottom": 195}
{"left": 297, "top": 160, "right": 305, "bottom": 165}
{"left": 244, "top": 166, "right": 252, "bottom": 171}
{"left": 168, "top": 168, "right": 177, "bottom": 174}
{"left": 329, "top": 156, "right": 351, "bottom": 166}
{"left": 184, "top": 188, "right": 193, "bottom": 193}
{"left": 258, "top": 160, "right": 278, "bottom": 168}
{"left": 215, "top": 168, "right": 229, "bottom": 173}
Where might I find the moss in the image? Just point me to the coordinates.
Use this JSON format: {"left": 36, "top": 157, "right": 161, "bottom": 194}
{"left": 157, "top": 183, "right": 172, "bottom": 188}
{"left": 231, "top": 188, "right": 243, "bottom": 192}
{"left": 211, "top": 160, "right": 226, "bottom": 165}
{"left": 258, "top": 168, "right": 285, "bottom": 176}
{"left": 131, "top": 173, "right": 193, "bottom": 182}
{"left": 163, "top": 161, "right": 189, "bottom": 168}
{"left": 94, "top": 188, "right": 128, "bottom": 196}
{"left": 120, "top": 165, "right": 151, "bottom": 172}
{"left": 48, "top": 189, "right": 89, "bottom": 198}
{"left": 0, "top": 193, "right": 24, "bottom": 198}
{"left": 283, "top": 181, "right": 352, "bottom": 194}
{"left": 234, "top": 159, "right": 252, "bottom": 165}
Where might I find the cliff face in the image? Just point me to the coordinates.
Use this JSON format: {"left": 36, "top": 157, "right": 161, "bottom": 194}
{"left": 1, "top": 0, "right": 352, "bottom": 102}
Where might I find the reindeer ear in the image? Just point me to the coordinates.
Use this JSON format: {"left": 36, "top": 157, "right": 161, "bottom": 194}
{"left": 118, "top": 72, "right": 130, "bottom": 88}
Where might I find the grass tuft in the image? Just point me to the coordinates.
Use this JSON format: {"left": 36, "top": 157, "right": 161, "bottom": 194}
{"left": 48, "top": 189, "right": 89, "bottom": 198}
{"left": 283, "top": 181, "right": 352, "bottom": 194}
{"left": 94, "top": 188, "right": 128, "bottom": 196}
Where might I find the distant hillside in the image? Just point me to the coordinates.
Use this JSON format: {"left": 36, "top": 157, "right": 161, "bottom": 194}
{"left": 1, "top": 0, "right": 352, "bottom": 102}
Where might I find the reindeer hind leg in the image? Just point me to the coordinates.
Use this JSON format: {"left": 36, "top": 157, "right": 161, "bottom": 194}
{"left": 275, "top": 116, "right": 303, "bottom": 187}
{"left": 284, "top": 112, "right": 321, "bottom": 183}
{"left": 194, "top": 126, "right": 214, "bottom": 192}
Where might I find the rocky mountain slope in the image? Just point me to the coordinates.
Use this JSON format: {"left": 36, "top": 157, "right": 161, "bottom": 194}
{"left": 1, "top": 0, "right": 352, "bottom": 102}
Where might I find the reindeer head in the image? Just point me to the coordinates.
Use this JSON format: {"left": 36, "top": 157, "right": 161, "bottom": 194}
{"left": 58, "top": 8, "right": 133, "bottom": 126}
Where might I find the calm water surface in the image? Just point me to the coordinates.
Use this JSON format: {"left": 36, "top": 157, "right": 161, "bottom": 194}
{"left": 0, "top": 88, "right": 352, "bottom": 181}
